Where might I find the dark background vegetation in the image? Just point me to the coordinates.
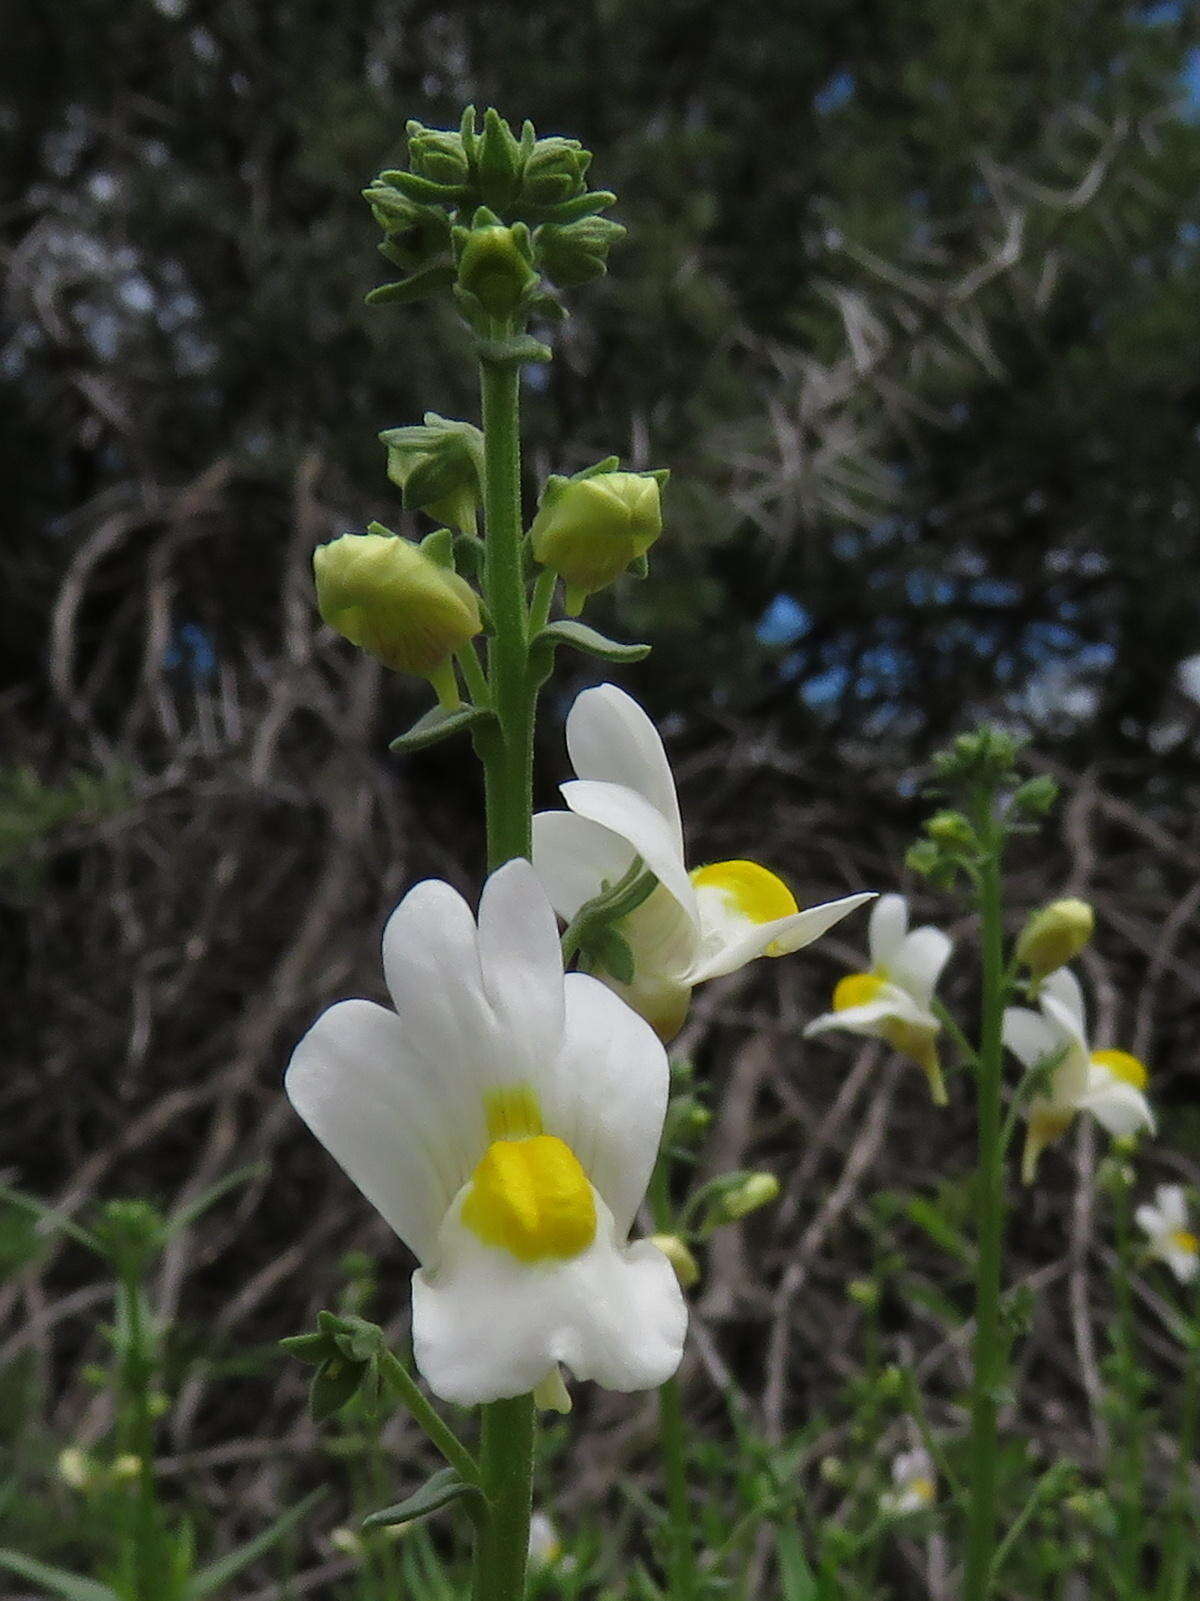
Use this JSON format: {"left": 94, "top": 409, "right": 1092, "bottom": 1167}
{"left": 3, "top": 1, "right": 1200, "bottom": 1594}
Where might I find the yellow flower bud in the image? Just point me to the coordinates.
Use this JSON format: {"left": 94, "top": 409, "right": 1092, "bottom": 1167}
{"left": 111, "top": 1454, "right": 142, "bottom": 1481}
{"left": 649, "top": 1232, "right": 701, "bottom": 1289}
{"left": 313, "top": 529, "right": 481, "bottom": 707}
{"left": 1015, "top": 898, "right": 1094, "bottom": 982}
{"left": 530, "top": 469, "right": 665, "bottom": 614}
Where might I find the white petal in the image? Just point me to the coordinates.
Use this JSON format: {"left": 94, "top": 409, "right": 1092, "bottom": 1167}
{"left": 1135, "top": 1203, "right": 1165, "bottom": 1240}
{"left": 1156, "top": 1184, "right": 1189, "bottom": 1230}
{"left": 477, "top": 860, "right": 564, "bottom": 1075}
{"left": 412, "top": 1193, "right": 687, "bottom": 1405}
{"left": 382, "top": 879, "right": 502, "bottom": 1080}
{"left": 868, "top": 895, "right": 909, "bottom": 970}
{"left": 686, "top": 892, "right": 875, "bottom": 984}
{"left": 1001, "top": 1007, "right": 1059, "bottom": 1072}
{"left": 804, "top": 991, "right": 924, "bottom": 1039}
{"left": 541, "top": 973, "right": 670, "bottom": 1236}
{"left": 532, "top": 810, "right": 636, "bottom": 921}
{"left": 1078, "top": 1072, "right": 1156, "bottom": 1138}
{"left": 285, "top": 999, "right": 460, "bottom": 1263}
{"left": 1041, "top": 968, "right": 1087, "bottom": 1038}
{"left": 565, "top": 685, "right": 683, "bottom": 851}
{"left": 1165, "top": 1244, "right": 1200, "bottom": 1283}
{"left": 561, "top": 779, "right": 698, "bottom": 927}
{"left": 891, "top": 927, "right": 953, "bottom": 1006}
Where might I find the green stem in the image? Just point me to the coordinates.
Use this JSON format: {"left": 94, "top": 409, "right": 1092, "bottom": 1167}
{"left": 118, "top": 1271, "right": 159, "bottom": 1601}
{"left": 648, "top": 1158, "right": 697, "bottom": 1599}
{"left": 380, "top": 1352, "right": 480, "bottom": 1485}
{"left": 457, "top": 640, "right": 491, "bottom": 708}
{"left": 963, "top": 810, "right": 1007, "bottom": 1601}
{"left": 1111, "top": 1172, "right": 1144, "bottom": 1596}
{"left": 479, "top": 355, "right": 534, "bottom": 870}
{"left": 529, "top": 567, "right": 557, "bottom": 635}
{"left": 471, "top": 1395, "right": 536, "bottom": 1601}
{"left": 471, "top": 347, "right": 539, "bottom": 1601}
{"left": 1162, "top": 1277, "right": 1200, "bottom": 1601}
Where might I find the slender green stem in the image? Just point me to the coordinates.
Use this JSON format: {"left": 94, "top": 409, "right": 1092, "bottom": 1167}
{"left": 1111, "top": 1172, "right": 1145, "bottom": 1596}
{"left": 648, "top": 1158, "right": 698, "bottom": 1598}
{"left": 471, "top": 1395, "right": 536, "bottom": 1601}
{"left": 457, "top": 640, "right": 491, "bottom": 708}
{"left": 963, "top": 809, "right": 1007, "bottom": 1601}
{"left": 931, "top": 997, "right": 980, "bottom": 1072}
{"left": 471, "top": 347, "right": 539, "bottom": 1601}
{"left": 529, "top": 567, "right": 557, "bottom": 635}
{"left": 479, "top": 355, "right": 534, "bottom": 869}
{"left": 118, "top": 1272, "right": 160, "bottom": 1601}
{"left": 380, "top": 1352, "right": 480, "bottom": 1485}
{"left": 1162, "top": 1277, "right": 1200, "bottom": 1600}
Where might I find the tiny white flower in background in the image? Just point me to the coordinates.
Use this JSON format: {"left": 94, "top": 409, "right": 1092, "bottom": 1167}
{"left": 528, "top": 1510, "right": 572, "bottom": 1571}
{"left": 804, "top": 895, "right": 952, "bottom": 1104}
{"left": 57, "top": 1447, "right": 92, "bottom": 1490}
{"left": 286, "top": 859, "right": 686, "bottom": 1407}
{"left": 880, "top": 1447, "right": 937, "bottom": 1515}
{"left": 1136, "top": 1184, "right": 1198, "bottom": 1284}
{"left": 1002, "top": 968, "right": 1155, "bottom": 1183}
{"left": 532, "top": 685, "right": 873, "bottom": 1040}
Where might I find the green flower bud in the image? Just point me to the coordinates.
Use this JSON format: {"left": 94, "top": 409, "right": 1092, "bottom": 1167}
{"left": 379, "top": 414, "right": 482, "bottom": 535}
{"left": 531, "top": 467, "right": 666, "bottom": 613}
{"left": 522, "top": 137, "right": 591, "bottom": 206}
{"left": 405, "top": 121, "right": 470, "bottom": 188}
{"left": 848, "top": 1278, "right": 881, "bottom": 1311}
{"left": 649, "top": 1233, "right": 701, "bottom": 1290}
{"left": 364, "top": 184, "right": 452, "bottom": 271}
{"left": 925, "top": 810, "right": 975, "bottom": 849}
{"left": 477, "top": 108, "right": 525, "bottom": 209}
{"left": 713, "top": 1172, "right": 780, "bottom": 1224}
{"left": 314, "top": 528, "right": 481, "bottom": 707}
{"left": 456, "top": 222, "right": 537, "bottom": 318}
{"left": 535, "top": 215, "right": 626, "bottom": 287}
{"left": 1011, "top": 774, "right": 1059, "bottom": 816}
{"left": 1015, "top": 898, "right": 1094, "bottom": 982}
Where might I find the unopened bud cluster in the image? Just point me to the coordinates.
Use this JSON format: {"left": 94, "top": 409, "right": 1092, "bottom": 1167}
{"left": 363, "top": 107, "right": 625, "bottom": 326}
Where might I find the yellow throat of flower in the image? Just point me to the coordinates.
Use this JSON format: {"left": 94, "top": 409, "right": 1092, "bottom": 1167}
{"left": 1089, "top": 1048, "right": 1149, "bottom": 1089}
{"left": 831, "top": 971, "right": 946, "bottom": 1105}
{"left": 1171, "top": 1229, "right": 1199, "bottom": 1256}
{"left": 462, "top": 1135, "right": 596, "bottom": 1263}
{"left": 690, "top": 859, "right": 798, "bottom": 953}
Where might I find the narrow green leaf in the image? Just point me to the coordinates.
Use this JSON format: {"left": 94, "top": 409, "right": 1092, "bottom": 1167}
{"left": 165, "top": 1164, "right": 265, "bottom": 1239}
{"left": 0, "top": 1551, "right": 117, "bottom": 1601}
{"left": 389, "top": 704, "right": 495, "bottom": 754}
{"left": 362, "top": 1466, "right": 485, "bottom": 1531}
{"left": 0, "top": 1185, "right": 101, "bottom": 1255}
{"left": 366, "top": 263, "right": 456, "bottom": 306}
{"left": 310, "top": 1356, "right": 363, "bottom": 1422}
{"left": 536, "top": 620, "right": 650, "bottom": 663}
{"left": 774, "top": 1528, "right": 819, "bottom": 1601}
{"left": 186, "top": 1490, "right": 325, "bottom": 1598}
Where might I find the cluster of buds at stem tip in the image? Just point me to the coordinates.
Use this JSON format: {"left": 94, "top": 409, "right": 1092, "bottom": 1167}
{"left": 362, "top": 107, "right": 625, "bottom": 318}
{"left": 313, "top": 524, "right": 482, "bottom": 709}
{"left": 1015, "top": 898, "right": 1095, "bottom": 983}
{"left": 531, "top": 459, "right": 668, "bottom": 614}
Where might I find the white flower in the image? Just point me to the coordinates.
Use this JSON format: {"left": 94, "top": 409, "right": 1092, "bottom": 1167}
{"left": 880, "top": 1447, "right": 937, "bottom": 1515}
{"left": 1136, "top": 1184, "right": 1198, "bottom": 1284}
{"left": 803, "top": 895, "right": 952, "bottom": 1104}
{"left": 285, "top": 859, "right": 686, "bottom": 1407}
{"left": 1001, "top": 968, "right": 1155, "bottom": 1183}
{"left": 532, "top": 685, "right": 873, "bottom": 1039}
{"left": 528, "top": 1511, "right": 571, "bottom": 1570}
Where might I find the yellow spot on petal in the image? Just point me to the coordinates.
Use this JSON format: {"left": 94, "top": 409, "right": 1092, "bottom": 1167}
{"left": 462, "top": 1136, "right": 596, "bottom": 1263}
{"left": 1090, "top": 1049, "right": 1149, "bottom": 1090}
{"left": 1171, "top": 1230, "right": 1199, "bottom": 1256}
{"left": 690, "top": 859, "right": 798, "bottom": 945}
{"left": 833, "top": 971, "right": 887, "bottom": 1011}
{"left": 910, "top": 1477, "right": 937, "bottom": 1507}
{"left": 483, "top": 1084, "right": 544, "bottom": 1140}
